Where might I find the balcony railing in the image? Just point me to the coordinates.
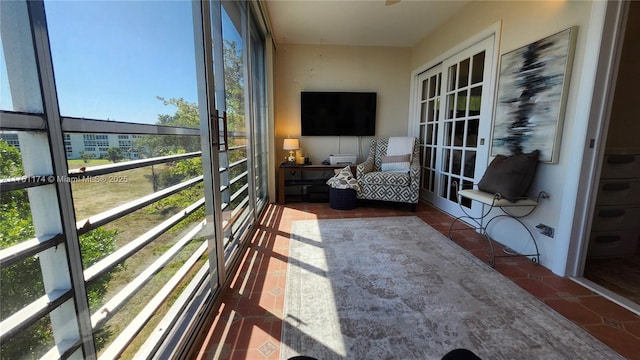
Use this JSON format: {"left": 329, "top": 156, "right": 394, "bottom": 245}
{"left": 0, "top": 125, "right": 254, "bottom": 358}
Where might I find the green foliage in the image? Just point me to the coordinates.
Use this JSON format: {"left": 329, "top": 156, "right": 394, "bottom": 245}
{"left": 80, "top": 151, "right": 95, "bottom": 163}
{"left": 134, "top": 98, "right": 201, "bottom": 158}
{"left": 223, "top": 40, "right": 246, "bottom": 136}
{"left": 0, "top": 140, "right": 23, "bottom": 177}
{"left": 106, "top": 147, "right": 124, "bottom": 163}
{"left": 0, "top": 141, "right": 30, "bottom": 249}
{"left": 156, "top": 97, "right": 200, "bottom": 128}
{"left": 0, "top": 140, "right": 119, "bottom": 358}
{"left": 147, "top": 158, "right": 203, "bottom": 216}
{"left": 135, "top": 99, "right": 205, "bottom": 225}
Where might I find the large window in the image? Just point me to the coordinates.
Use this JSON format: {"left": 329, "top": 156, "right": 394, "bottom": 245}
{"left": 45, "top": 1, "right": 198, "bottom": 125}
{"left": 0, "top": 0, "right": 270, "bottom": 358}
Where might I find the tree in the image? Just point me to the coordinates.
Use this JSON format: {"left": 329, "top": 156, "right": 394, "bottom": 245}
{"left": 134, "top": 97, "right": 201, "bottom": 158}
{"left": 80, "top": 150, "right": 95, "bottom": 163}
{"left": 106, "top": 147, "right": 124, "bottom": 163}
{"left": 223, "top": 40, "right": 246, "bottom": 138}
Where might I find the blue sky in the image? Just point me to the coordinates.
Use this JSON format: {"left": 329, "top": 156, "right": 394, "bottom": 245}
{"left": 43, "top": 0, "right": 199, "bottom": 124}
{"left": 1, "top": 1, "right": 243, "bottom": 125}
{"left": 0, "top": 0, "right": 242, "bottom": 124}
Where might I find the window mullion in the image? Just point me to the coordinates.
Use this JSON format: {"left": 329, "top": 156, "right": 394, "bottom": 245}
{"left": 27, "top": 1, "right": 97, "bottom": 358}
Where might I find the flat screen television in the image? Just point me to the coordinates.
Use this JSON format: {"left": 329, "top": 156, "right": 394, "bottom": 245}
{"left": 301, "top": 91, "right": 376, "bottom": 136}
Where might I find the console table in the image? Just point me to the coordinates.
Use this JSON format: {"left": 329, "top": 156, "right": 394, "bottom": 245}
{"left": 278, "top": 163, "right": 353, "bottom": 204}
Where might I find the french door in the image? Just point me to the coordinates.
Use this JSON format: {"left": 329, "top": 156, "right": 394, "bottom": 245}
{"left": 415, "top": 36, "right": 496, "bottom": 218}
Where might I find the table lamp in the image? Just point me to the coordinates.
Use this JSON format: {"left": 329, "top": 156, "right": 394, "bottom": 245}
{"left": 283, "top": 138, "right": 299, "bottom": 163}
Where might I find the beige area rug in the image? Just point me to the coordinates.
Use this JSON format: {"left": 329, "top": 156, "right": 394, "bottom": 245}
{"left": 281, "top": 216, "right": 623, "bottom": 360}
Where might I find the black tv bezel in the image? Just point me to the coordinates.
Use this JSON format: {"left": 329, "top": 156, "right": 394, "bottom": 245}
{"left": 300, "top": 91, "right": 377, "bottom": 136}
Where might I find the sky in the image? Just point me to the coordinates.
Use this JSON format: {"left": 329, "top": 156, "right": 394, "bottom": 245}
{"left": 1, "top": 0, "right": 241, "bottom": 125}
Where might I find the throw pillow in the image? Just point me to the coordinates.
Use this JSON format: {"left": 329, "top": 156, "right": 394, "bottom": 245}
{"left": 381, "top": 154, "right": 411, "bottom": 172}
{"left": 477, "top": 150, "right": 540, "bottom": 202}
{"left": 327, "top": 166, "right": 360, "bottom": 191}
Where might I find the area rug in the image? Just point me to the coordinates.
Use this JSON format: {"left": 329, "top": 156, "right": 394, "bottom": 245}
{"left": 281, "top": 216, "right": 622, "bottom": 360}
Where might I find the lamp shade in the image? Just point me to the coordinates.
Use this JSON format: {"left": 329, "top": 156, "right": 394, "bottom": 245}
{"left": 283, "top": 138, "right": 300, "bottom": 150}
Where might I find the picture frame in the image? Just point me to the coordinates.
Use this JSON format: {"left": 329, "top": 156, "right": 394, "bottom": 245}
{"left": 490, "top": 26, "right": 578, "bottom": 163}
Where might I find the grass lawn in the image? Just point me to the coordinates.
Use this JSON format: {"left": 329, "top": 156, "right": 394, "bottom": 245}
{"left": 67, "top": 158, "right": 206, "bottom": 353}
{"left": 67, "top": 158, "right": 112, "bottom": 170}
{"left": 71, "top": 166, "right": 155, "bottom": 220}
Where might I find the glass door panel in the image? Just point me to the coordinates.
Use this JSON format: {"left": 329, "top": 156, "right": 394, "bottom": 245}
{"left": 433, "top": 36, "right": 494, "bottom": 217}
{"left": 217, "top": 1, "right": 253, "bottom": 257}
{"left": 249, "top": 20, "right": 268, "bottom": 212}
{"left": 417, "top": 66, "right": 442, "bottom": 199}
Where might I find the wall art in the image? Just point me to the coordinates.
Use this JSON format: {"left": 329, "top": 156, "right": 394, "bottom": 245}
{"left": 491, "top": 26, "right": 577, "bottom": 163}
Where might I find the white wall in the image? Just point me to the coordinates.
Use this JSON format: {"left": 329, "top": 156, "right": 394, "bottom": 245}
{"left": 274, "top": 44, "right": 411, "bottom": 165}
{"left": 410, "top": 0, "right": 601, "bottom": 274}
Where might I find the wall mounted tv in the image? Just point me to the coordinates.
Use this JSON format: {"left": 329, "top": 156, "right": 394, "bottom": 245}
{"left": 301, "top": 91, "right": 377, "bottom": 136}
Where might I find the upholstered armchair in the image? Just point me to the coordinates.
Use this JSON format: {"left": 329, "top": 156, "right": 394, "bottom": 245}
{"left": 356, "top": 137, "right": 420, "bottom": 211}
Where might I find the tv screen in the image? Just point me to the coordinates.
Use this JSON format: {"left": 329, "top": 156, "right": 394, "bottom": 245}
{"left": 301, "top": 91, "right": 376, "bottom": 136}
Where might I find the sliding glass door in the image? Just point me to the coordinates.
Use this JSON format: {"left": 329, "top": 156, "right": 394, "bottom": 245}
{"left": 205, "top": 0, "right": 269, "bottom": 276}
{"left": 0, "top": 0, "right": 270, "bottom": 357}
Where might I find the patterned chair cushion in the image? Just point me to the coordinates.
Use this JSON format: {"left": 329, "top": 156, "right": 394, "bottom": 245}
{"left": 360, "top": 170, "right": 410, "bottom": 186}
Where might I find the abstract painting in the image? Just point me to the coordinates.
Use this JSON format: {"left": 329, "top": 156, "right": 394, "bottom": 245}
{"left": 491, "top": 27, "right": 577, "bottom": 163}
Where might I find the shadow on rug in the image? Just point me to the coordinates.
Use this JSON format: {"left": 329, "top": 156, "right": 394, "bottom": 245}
{"left": 281, "top": 216, "right": 622, "bottom": 360}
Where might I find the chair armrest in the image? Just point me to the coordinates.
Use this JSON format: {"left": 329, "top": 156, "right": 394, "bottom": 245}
{"left": 409, "top": 155, "right": 421, "bottom": 190}
{"left": 357, "top": 158, "right": 374, "bottom": 178}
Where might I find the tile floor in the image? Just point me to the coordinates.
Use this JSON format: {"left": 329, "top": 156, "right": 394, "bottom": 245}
{"left": 194, "top": 201, "right": 640, "bottom": 360}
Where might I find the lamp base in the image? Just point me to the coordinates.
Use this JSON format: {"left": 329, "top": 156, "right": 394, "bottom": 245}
{"left": 287, "top": 150, "right": 296, "bottom": 162}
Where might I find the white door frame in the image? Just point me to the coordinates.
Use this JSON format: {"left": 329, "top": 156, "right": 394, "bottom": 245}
{"left": 408, "top": 21, "right": 502, "bottom": 137}
{"left": 408, "top": 22, "right": 502, "bottom": 218}
{"left": 567, "top": 1, "right": 629, "bottom": 276}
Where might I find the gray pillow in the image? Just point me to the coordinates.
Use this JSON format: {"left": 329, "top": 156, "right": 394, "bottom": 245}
{"left": 477, "top": 150, "right": 539, "bottom": 202}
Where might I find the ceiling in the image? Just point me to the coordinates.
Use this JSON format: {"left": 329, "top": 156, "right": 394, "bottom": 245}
{"left": 264, "top": 0, "right": 471, "bottom": 47}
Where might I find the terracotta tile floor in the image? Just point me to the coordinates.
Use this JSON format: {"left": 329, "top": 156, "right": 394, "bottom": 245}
{"left": 194, "top": 201, "right": 640, "bottom": 360}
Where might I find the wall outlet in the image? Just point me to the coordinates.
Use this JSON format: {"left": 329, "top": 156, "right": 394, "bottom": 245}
{"left": 536, "top": 224, "right": 555, "bottom": 238}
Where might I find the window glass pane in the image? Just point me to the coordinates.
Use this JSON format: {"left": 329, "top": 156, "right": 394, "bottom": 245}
{"left": 446, "top": 94, "right": 455, "bottom": 119}
{"left": 471, "top": 51, "right": 486, "bottom": 84}
{"left": 0, "top": 132, "right": 48, "bottom": 249}
{"left": 467, "top": 119, "right": 479, "bottom": 147}
{"left": 0, "top": 132, "right": 26, "bottom": 178}
{"left": 88, "top": 215, "right": 207, "bottom": 355}
{"left": 443, "top": 149, "right": 450, "bottom": 172}
{"left": 426, "top": 124, "right": 434, "bottom": 146}
{"left": 464, "top": 150, "right": 476, "bottom": 178}
{"left": 45, "top": 1, "right": 198, "bottom": 124}
{"left": 444, "top": 122, "right": 453, "bottom": 146}
{"left": 454, "top": 121, "right": 465, "bottom": 146}
{"left": 427, "top": 100, "right": 435, "bottom": 122}
{"left": 458, "top": 58, "right": 470, "bottom": 88}
{"left": 0, "top": 315, "right": 54, "bottom": 358}
{"left": 456, "top": 90, "right": 468, "bottom": 118}
{"left": 448, "top": 64, "right": 457, "bottom": 92}
{"left": 429, "top": 75, "right": 438, "bottom": 98}
{"left": 420, "top": 102, "right": 428, "bottom": 123}
{"left": 421, "top": 79, "right": 428, "bottom": 100}
{"left": 469, "top": 86, "right": 482, "bottom": 116}
{"left": 0, "top": 1, "right": 43, "bottom": 113}
{"left": 65, "top": 133, "right": 199, "bottom": 164}
{"left": 452, "top": 149, "right": 463, "bottom": 174}
{"left": 71, "top": 158, "right": 202, "bottom": 221}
